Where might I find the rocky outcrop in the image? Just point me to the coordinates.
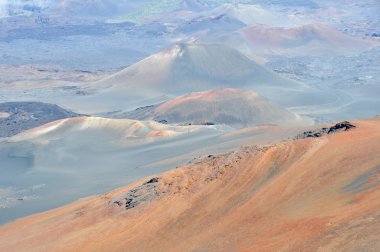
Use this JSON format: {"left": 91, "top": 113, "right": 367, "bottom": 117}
{"left": 111, "top": 178, "right": 161, "bottom": 210}
{"left": 295, "top": 121, "right": 356, "bottom": 139}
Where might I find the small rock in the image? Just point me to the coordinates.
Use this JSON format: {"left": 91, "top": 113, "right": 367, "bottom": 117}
{"left": 144, "top": 178, "right": 160, "bottom": 185}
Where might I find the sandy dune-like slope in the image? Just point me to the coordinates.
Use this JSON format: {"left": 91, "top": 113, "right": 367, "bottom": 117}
{"left": 9, "top": 116, "right": 186, "bottom": 142}
{"left": 223, "top": 23, "right": 377, "bottom": 57}
{"left": 120, "top": 88, "right": 309, "bottom": 127}
{"left": 1, "top": 117, "right": 380, "bottom": 251}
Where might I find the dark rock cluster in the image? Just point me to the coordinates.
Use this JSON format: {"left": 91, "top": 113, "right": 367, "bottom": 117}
{"left": 295, "top": 121, "right": 356, "bottom": 139}
{"left": 112, "top": 177, "right": 161, "bottom": 210}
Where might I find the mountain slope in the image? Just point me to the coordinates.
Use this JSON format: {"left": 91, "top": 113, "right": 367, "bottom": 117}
{"left": 1, "top": 117, "right": 380, "bottom": 251}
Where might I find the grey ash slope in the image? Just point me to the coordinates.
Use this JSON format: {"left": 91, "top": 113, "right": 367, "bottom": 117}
{"left": 0, "top": 102, "right": 81, "bottom": 137}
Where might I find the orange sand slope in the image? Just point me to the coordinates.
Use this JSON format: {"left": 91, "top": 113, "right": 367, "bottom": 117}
{"left": 1, "top": 118, "right": 380, "bottom": 252}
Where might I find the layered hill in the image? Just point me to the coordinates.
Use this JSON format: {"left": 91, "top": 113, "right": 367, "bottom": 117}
{"left": 9, "top": 116, "right": 188, "bottom": 142}
{"left": 1, "top": 117, "right": 380, "bottom": 251}
{"left": 118, "top": 88, "right": 308, "bottom": 127}
{"left": 222, "top": 23, "right": 377, "bottom": 56}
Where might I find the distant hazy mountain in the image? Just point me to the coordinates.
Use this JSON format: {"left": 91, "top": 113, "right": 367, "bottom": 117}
{"left": 0, "top": 0, "right": 320, "bottom": 19}
{"left": 201, "top": 3, "right": 297, "bottom": 27}
{"left": 236, "top": 23, "right": 377, "bottom": 56}
{"left": 0, "top": 0, "right": 56, "bottom": 17}
{"left": 0, "top": 0, "right": 214, "bottom": 21}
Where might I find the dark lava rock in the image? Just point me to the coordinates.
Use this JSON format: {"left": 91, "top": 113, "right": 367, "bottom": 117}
{"left": 144, "top": 177, "right": 160, "bottom": 185}
{"left": 155, "top": 119, "right": 168, "bottom": 124}
{"left": 295, "top": 121, "right": 356, "bottom": 140}
{"left": 327, "top": 121, "right": 356, "bottom": 133}
{"left": 0, "top": 102, "right": 81, "bottom": 138}
{"left": 112, "top": 177, "right": 161, "bottom": 210}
